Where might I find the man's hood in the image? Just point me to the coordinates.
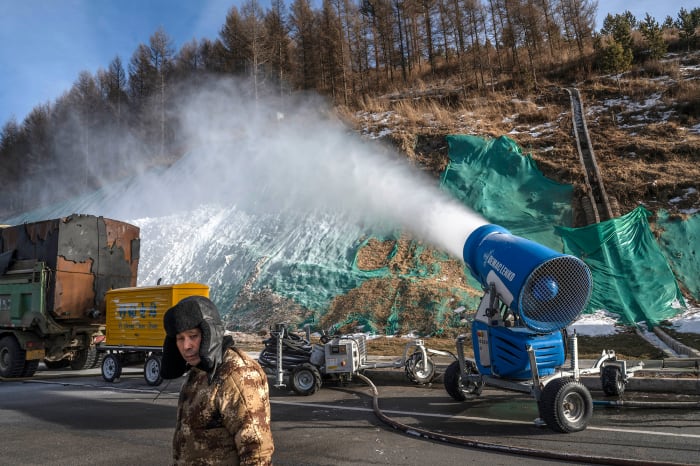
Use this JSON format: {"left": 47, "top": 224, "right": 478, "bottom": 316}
{"left": 161, "top": 296, "right": 226, "bottom": 381}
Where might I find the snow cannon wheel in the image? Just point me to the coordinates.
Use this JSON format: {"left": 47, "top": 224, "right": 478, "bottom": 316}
{"left": 443, "top": 360, "right": 482, "bottom": 402}
{"left": 601, "top": 365, "right": 625, "bottom": 397}
{"left": 405, "top": 351, "right": 436, "bottom": 384}
{"left": 539, "top": 378, "right": 593, "bottom": 433}
{"left": 291, "top": 363, "right": 322, "bottom": 396}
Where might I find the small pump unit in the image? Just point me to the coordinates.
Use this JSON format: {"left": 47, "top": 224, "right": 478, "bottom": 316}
{"left": 323, "top": 334, "right": 368, "bottom": 374}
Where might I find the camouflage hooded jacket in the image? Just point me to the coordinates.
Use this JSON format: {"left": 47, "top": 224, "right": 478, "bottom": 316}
{"left": 173, "top": 346, "right": 274, "bottom": 465}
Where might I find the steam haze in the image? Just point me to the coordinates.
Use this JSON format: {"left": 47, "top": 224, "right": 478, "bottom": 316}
{"left": 4, "top": 76, "right": 487, "bottom": 283}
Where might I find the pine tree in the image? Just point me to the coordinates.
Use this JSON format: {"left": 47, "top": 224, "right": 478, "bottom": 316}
{"left": 639, "top": 13, "right": 666, "bottom": 61}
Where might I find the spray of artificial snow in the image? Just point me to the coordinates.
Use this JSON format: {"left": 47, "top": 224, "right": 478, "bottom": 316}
{"left": 123, "top": 78, "right": 488, "bottom": 261}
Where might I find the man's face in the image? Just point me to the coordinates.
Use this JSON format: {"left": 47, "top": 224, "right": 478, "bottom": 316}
{"left": 176, "top": 328, "right": 202, "bottom": 366}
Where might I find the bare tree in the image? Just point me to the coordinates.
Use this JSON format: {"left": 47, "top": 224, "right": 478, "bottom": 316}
{"left": 67, "top": 71, "right": 104, "bottom": 187}
{"left": 558, "top": 0, "right": 597, "bottom": 58}
{"left": 175, "top": 38, "right": 204, "bottom": 77}
{"left": 97, "top": 56, "right": 130, "bottom": 176}
{"left": 98, "top": 56, "right": 128, "bottom": 120}
{"left": 148, "top": 27, "right": 175, "bottom": 158}
{"left": 128, "top": 44, "right": 156, "bottom": 110}
{"left": 240, "top": 0, "right": 271, "bottom": 100}
{"left": 360, "top": 0, "right": 394, "bottom": 84}
{"left": 265, "top": 0, "right": 293, "bottom": 96}
{"left": 220, "top": 6, "right": 248, "bottom": 75}
{"left": 418, "top": 0, "right": 437, "bottom": 72}
{"left": 289, "top": 0, "right": 322, "bottom": 90}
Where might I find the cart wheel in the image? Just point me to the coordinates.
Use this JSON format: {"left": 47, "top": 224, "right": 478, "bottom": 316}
{"left": 143, "top": 355, "right": 163, "bottom": 386}
{"left": 291, "top": 363, "right": 322, "bottom": 396}
{"left": 443, "top": 360, "right": 482, "bottom": 402}
{"left": 101, "top": 354, "right": 122, "bottom": 383}
{"left": 601, "top": 365, "right": 625, "bottom": 396}
{"left": 405, "top": 351, "right": 436, "bottom": 384}
{"left": 539, "top": 378, "right": 592, "bottom": 433}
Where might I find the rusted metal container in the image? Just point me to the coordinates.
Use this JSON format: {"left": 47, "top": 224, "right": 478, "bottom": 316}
{"left": 104, "top": 283, "right": 209, "bottom": 347}
{"left": 0, "top": 214, "right": 140, "bottom": 324}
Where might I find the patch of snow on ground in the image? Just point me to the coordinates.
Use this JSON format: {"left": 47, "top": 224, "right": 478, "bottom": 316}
{"left": 567, "top": 310, "right": 620, "bottom": 336}
{"left": 669, "top": 187, "right": 700, "bottom": 213}
{"left": 670, "top": 304, "right": 700, "bottom": 333}
{"left": 567, "top": 302, "right": 700, "bottom": 338}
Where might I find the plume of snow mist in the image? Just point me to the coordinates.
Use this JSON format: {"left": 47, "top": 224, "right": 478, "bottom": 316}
{"left": 168, "top": 78, "right": 486, "bottom": 260}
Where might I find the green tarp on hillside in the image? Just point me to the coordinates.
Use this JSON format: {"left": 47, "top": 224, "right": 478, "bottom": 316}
{"left": 442, "top": 134, "right": 574, "bottom": 250}
{"left": 557, "top": 206, "right": 685, "bottom": 326}
{"left": 443, "top": 134, "right": 692, "bottom": 327}
{"left": 656, "top": 210, "right": 700, "bottom": 301}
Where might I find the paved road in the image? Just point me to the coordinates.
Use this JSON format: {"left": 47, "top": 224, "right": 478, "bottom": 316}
{"left": 1, "top": 366, "right": 699, "bottom": 465}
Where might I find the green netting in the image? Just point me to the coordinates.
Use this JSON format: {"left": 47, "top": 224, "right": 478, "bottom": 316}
{"left": 442, "top": 134, "right": 694, "bottom": 328}
{"left": 655, "top": 210, "right": 700, "bottom": 301}
{"left": 442, "top": 134, "right": 574, "bottom": 250}
{"left": 556, "top": 206, "right": 685, "bottom": 326}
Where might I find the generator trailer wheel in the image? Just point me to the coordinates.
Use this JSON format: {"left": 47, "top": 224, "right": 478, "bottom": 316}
{"left": 101, "top": 354, "right": 123, "bottom": 382}
{"left": 291, "top": 363, "right": 322, "bottom": 396}
{"left": 144, "top": 354, "right": 163, "bottom": 386}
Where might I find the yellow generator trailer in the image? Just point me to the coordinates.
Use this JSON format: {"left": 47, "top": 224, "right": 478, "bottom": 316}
{"left": 99, "top": 283, "right": 210, "bottom": 385}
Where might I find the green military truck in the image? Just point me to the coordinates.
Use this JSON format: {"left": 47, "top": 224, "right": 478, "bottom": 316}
{"left": 0, "top": 214, "right": 140, "bottom": 378}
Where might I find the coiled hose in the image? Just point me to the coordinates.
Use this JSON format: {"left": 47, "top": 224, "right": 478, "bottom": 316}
{"left": 355, "top": 373, "right": 690, "bottom": 466}
{"left": 258, "top": 332, "right": 313, "bottom": 369}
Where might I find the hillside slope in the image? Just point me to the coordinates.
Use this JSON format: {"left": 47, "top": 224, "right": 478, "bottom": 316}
{"left": 353, "top": 51, "right": 700, "bottom": 224}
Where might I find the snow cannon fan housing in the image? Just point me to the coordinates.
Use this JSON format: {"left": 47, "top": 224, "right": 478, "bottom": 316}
{"left": 463, "top": 224, "right": 592, "bottom": 333}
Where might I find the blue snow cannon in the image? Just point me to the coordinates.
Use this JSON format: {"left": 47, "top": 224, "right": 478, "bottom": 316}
{"left": 462, "top": 224, "right": 592, "bottom": 379}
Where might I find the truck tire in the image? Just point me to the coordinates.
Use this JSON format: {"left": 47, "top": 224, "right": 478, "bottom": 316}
{"left": 102, "top": 354, "right": 122, "bottom": 382}
{"left": 21, "top": 359, "right": 40, "bottom": 377}
{"left": 0, "top": 336, "right": 26, "bottom": 378}
{"left": 44, "top": 359, "right": 70, "bottom": 369}
{"left": 143, "top": 355, "right": 163, "bottom": 386}
{"left": 71, "top": 347, "right": 100, "bottom": 371}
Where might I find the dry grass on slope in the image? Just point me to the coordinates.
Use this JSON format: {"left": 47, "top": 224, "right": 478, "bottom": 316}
{"left": 343, "top": 59, "right": 700, "bottom": 221}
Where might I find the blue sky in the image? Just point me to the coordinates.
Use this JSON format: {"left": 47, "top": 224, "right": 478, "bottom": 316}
{"left": 0, "top": 0, "right": 696, "bottom": 127}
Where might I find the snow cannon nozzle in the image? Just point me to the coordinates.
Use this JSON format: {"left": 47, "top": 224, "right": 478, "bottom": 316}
{"left": 462, "top": 224, "right": 592, "bottom": 333}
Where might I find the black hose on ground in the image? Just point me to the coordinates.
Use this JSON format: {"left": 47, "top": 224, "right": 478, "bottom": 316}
{"left": 594, "top": 400, "right": 700, "bottom": 409}
{"left": 355, "top": 373, "right": 689, "bottom": 466}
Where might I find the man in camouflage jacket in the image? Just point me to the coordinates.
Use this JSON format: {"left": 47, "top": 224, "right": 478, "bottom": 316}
{"left": 162, "top": 296, "right": 274, "bottom": 465}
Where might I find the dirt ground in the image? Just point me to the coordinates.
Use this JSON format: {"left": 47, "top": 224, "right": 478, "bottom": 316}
{"left": 231, "top": 330, "right": 671, "bottom": 361}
